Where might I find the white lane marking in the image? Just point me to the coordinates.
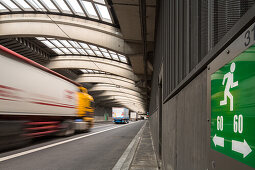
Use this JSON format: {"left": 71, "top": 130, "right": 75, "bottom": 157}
{"left": 0, "top": 122, "right": 136, "bottom": 162}
{"left": 93, "top": 122, "right": 135, "bottom": 129}
{"left": 92, "top": 124, "right": 115, "bottom": 129}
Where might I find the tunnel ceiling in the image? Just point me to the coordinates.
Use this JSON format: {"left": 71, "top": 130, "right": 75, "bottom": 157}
{"left": 0, "top": 0, "right": 156, "bottom": 113}
{"left": 0, "top": 0, "right": 115, "bottom": 25}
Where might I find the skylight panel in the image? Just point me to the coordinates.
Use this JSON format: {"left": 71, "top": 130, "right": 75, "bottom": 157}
{"left": 99, "top": 47, "right": 107, "bottom": 52}
{"left": 69, "top": 40, "right": 81, "bottom": 48}
{"left": 111, "top": 54, "right": 119, "bottom": 60}
{"left": 69, "top": 48, "right": 79, "bottom": 54}
{"left": 4, "top": 0, "right": 19, "bottom": 9}
{"left": 52, "top": 48, "right": 64, "bottom": 54}
{"left": 119, "top": 55, "right": 127, "bottom": 63}
{"left": 87, "top": 69, "right": 93, "bottom": 73}
{"left": 93, "top": 0, "right": 105, "bottom": 4}
{"left": 109, "top": 50, "right": 116, "bottom": 54}
{"left": 27, "top": 0, "right": 44, "bottom": 9}
{"left": 94, "top": 50, "right": 103, "bottom": 57}
{"left": 102, "top": 52, "right": 111, "bottom": 58}
{"left": 60, "top": 48, "right": 71, "bottom": 54}
{"left": 41, "top": 40, "right": 55, "bottom": 48}
{"left": 79, "top": 42, "right": 89, "bottom": 49}
{"left": 41, "top": 0, "right": 57, "bottom": 10}
{"left": 68, "top": 0, "right": 84, "bottom": 14}
{"left": 51, "top": 40, "right": 64, "bottom": 47}
{"left": 59, "top": 40, "right": 72, "bottom": 47}
{"left": 15, "top": 0, "right": 31, "bottom": 9}
{"left": 0, "top": 4, "right": 6, "bottom": 10}
{"left": 89, "top": 45, "right": 98, "bottom": 50}
{"left": 36, "top": 38, "right": 129, "bottom": 63}
{"left": 96, "top": 4, "right": 111, "bottom": 21}
{"left": 77, "top": 49, "right": 87, "bottom": 55}
{"left": 86, "top": 49, "right": 95, "bottom": 55}
{"left": 82, "top": 1, "right": 98, "bottom": 17}
{"left": 36, "top": 37, "right": 45, "bottom": 40}
{"left": 80, "top": 69, "right": 88, "bottom": 73}
{"left": 54, "top": 0, "right": 70, "bottom": 11}
{"left": 94, "top": 70, "right": 99, "bottom": 73}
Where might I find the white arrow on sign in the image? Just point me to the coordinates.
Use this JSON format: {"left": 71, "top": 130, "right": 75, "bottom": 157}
{"left": 232, "top": 139, "right": 252, "bottom": 158}
{"left": 213, "top": 134, "right": 224, "bottom": 147}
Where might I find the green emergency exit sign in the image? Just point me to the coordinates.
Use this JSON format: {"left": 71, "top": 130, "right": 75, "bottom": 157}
{"left": 211, "top": 44, "right": 255, "bottom": 168}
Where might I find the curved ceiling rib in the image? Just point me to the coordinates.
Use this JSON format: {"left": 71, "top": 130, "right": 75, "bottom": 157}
{"left": 0, "top": 14, "right": 142, "bottom": 54}
{"left": 76, "top": 74, "right": 142, "bottom": 93}
{"left": 101, "top": 100, "right": 145, "bottom": 112}
{"left": 89, "top": 84, "right": 145, "bottom": 99}
{"left": 47, "top": 56, "right": 138, "bottom": 81}
{"left": 92, "top": 91, "right": 144, "bottom": 102}
{"left": 93, "top": 95, "right": 145, "bottom": 106}
{"left": 95, "top": 97, "right": 145, "bottom": 107}
{"left": 96, "top": 98, "right": 145, "bottom": 110}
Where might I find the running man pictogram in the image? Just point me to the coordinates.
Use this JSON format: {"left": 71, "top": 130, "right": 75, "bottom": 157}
{"left": 220, "top": 62, "right": 238, "bottom": 111}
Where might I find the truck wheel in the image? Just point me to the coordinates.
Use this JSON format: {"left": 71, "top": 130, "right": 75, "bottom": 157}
{"left": 0, "top": 121, "right": 31, "bottom": 152}
{"left": 57, "top": 120, "right": 75, "bottom": 137}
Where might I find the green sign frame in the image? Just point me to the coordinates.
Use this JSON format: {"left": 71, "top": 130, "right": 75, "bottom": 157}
{"left": 209, "top": 22, "right": 255, "bottom": 169}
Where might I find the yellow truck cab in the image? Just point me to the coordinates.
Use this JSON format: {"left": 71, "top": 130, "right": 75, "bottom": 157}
{"left": 76, "top": 87, "right": 95, "bottom": 131}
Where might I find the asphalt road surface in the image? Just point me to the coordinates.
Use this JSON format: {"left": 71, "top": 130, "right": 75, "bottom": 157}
{"left": 0, "top": 120, "right": 145, "bottom": 170}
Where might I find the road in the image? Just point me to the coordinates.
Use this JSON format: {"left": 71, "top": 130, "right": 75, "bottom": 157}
{"left": 0, "top": 120, "right": 145, "bottom": 170}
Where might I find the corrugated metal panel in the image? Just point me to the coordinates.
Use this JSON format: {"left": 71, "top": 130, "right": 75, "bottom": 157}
{"left": 149, "top": 0, "right": 164, "bottom": 112}
{"left": 212, "top": 0, "right": 255, "bottom": 46}
{"left": 150, "top": 0, "right": 254, "bottom": 111}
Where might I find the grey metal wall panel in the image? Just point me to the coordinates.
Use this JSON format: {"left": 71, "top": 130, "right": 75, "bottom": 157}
{"left": 162, "top": 96, "right": 177, "bottom": 170}
{"left": 160, "top": 70, "right": 208, "bottom": 170}
{"left": 149, "top": 110, "right": 159, "bottom": 161}
{"left": 176, "top": 70, "right": 207, "bottom": 170}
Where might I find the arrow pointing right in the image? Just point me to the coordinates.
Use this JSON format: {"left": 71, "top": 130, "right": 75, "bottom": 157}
{"left": 213, "top": 134, "right": 224, "bottom": 147}
{"left": 232, "top": 139, "right": 252, "bottom": 158}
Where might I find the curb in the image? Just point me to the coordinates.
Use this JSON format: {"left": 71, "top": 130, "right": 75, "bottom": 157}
{"left": 112, "top": 121, "right": 147, "bottom": 170}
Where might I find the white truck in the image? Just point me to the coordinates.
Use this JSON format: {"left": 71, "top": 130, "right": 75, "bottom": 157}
{"left": 112, "top": 107, "right": 129, "bottom": 123}
{"left": 0, "top": 45, "right": 94, "bottom": 151}
{"left": 130, "top": 112, "right": 138, "bottom": 121}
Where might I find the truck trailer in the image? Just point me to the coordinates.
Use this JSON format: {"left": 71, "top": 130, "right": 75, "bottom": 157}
{"left": 112, "top": 107, "right": 129, "bottom": 123}
{"left": 130, "top": 112, "right": 138, "bottom": 121}
{"left": 0, "top": 45, "right": 94, "bottom": 151}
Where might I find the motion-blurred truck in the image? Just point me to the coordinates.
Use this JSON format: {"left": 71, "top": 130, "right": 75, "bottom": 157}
{"left": 0, "top": 45, "right": 94, "bottom": 151}
{"left": 112, "top": 107, "right": 129, "bottom": 123}
{"left": 130, "top": 112, "right": 138, "bottom": 121}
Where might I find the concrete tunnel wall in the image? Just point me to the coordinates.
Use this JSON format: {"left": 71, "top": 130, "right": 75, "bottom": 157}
{"left": 94, "top": 104, "right": 112, "bottom": 122}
